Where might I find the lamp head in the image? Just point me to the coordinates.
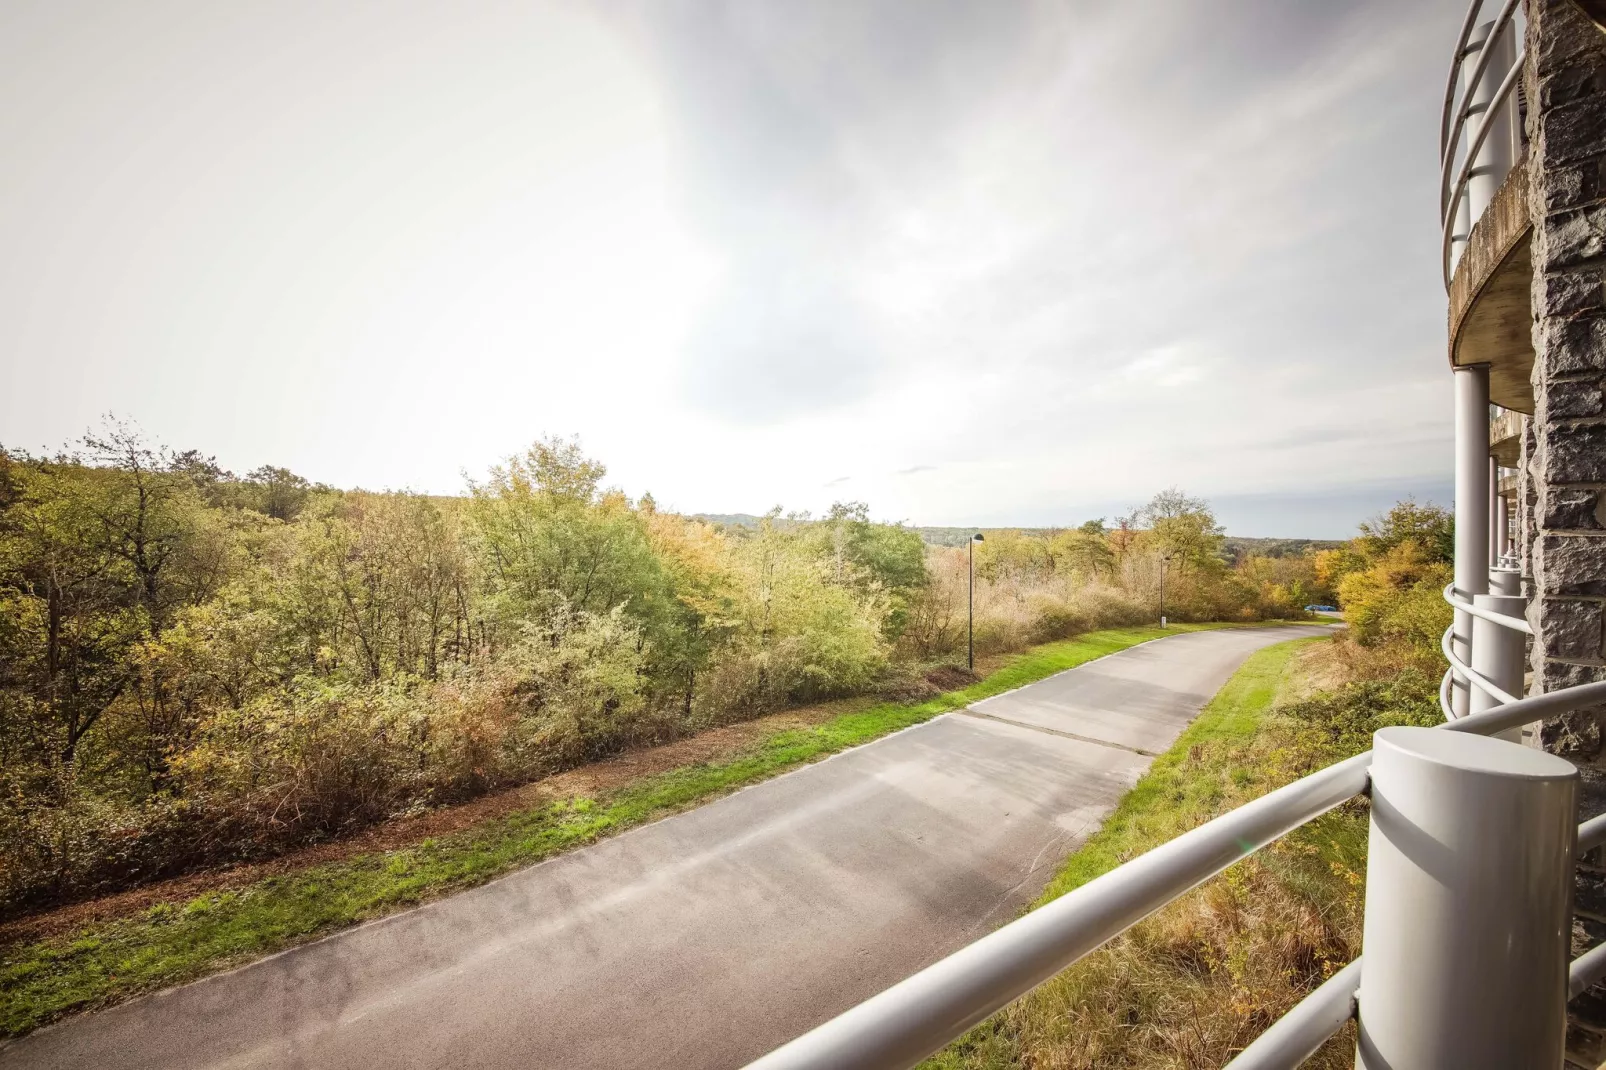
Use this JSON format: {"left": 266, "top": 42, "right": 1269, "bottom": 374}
{"left": 972, "top": 533, "right": 984, "bottom": 543}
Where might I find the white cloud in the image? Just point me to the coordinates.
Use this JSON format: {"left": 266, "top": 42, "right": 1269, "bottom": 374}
{"left": 0, "top": 0, "right": 1468, "bottom": 537}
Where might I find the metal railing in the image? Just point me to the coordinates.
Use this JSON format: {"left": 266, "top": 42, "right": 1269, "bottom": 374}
{"left": 1439, "top": 582, "right": 1529, "bottom": 719}
{"left": 1443, "top": 581, "right": 1530, "bottom": 635}
{"left": 744, "top": 684, "right": 1606, "bottom": 1070}
{"left": 1440, "top": 0, "right": 1525, "bottom": 287}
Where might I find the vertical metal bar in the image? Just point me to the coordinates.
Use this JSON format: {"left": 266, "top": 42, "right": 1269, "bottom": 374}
{"left": 1471, "top": 583, "right": 1526, "bottom": 740}
{"left": 1495, "top": 486, "right": 1509, "bottom": 563}
{"left": 1355, "top": 728, "right": 1575, "bottom": 1068}
{"left": 1488, "top": 457, "right": 1500, "bottom": 566}
{"left": 1159, "top": 554, "right": 1166, "bottom": 627}
{"left": 1453, "top": 366, "right": 1491, "bottom": 718}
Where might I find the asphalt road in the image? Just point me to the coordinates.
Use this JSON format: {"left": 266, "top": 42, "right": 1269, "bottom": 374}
{"left": 2, "top": 626, "right": 1325, "bottom": 1070}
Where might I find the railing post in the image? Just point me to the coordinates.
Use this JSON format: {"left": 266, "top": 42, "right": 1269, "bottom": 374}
{"left": 1355, "top": 727, "right": 1574, "bottom": 1068}
{"left": 1452, "top": 364, "right": 1491, "bottom": 717}
{"left": 1495, "top": 488, "right": 1509, "bottom": 563}
{"left": 1488, "top": 457, "right": 1500, "bottom": 568}
{"left": 1471, "top": 567, "right": 1526, "bottom": 740}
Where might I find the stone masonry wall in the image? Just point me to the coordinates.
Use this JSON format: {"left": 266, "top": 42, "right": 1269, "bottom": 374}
{"left": 1522, "top": 414, "right": 1538, "bottom": 579}
{"left": 1527, "top": 0, "right": 1606, "bottom": 763}
{"left": 1526, "top": 7, "right": 1606, "bottom": 1059}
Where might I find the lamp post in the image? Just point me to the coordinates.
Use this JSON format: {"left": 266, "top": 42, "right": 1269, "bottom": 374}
{"left": 1159, "top": 551, "right": 1171, "bottom": 628}
{"left": 969, "top": 532, "right": 984, "bottom": 671}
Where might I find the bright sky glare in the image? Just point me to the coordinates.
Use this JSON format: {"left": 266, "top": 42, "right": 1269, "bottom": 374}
{"left": 0, "top": 1, "right": 1468, "bottom": 537}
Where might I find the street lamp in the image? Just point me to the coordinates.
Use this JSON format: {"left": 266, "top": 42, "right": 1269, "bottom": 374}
{"left": 969, "top": 532, "right": 984, "bottom": 671}
{"left": 1159, "top": 551, "right": 1172, "bottom": 628}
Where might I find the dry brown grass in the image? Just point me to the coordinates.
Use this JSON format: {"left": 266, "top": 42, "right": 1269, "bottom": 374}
{"left": 995, "top": 855, "right": 1361, "bottom": 1069}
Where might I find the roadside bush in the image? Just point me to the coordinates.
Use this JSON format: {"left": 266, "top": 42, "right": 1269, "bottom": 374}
{"left": 175, "top": 682, "right": 433, "bottom": 840}
{"left": 905, "top": 555, "right": 1157, "bottom": 659}
{"left": 496, "top": 604, "right": 658, "bottom": 767}
{"left": 1336, "top": 541, "right": 1452, "bottom": 653}
{"left": 0, "top": 770, "right": 202, "bottom": 914}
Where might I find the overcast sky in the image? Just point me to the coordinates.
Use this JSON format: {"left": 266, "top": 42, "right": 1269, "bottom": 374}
{"left": 0, "top": 1, "right": 1467, "bottom": 537}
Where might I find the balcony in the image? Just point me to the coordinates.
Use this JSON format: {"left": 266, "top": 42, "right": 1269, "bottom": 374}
{"left": 1449, "top": 163, "right": 1534, "bottom": 413}
{"left": 1490, "top": 405, "right": 1523, "bottom": 466}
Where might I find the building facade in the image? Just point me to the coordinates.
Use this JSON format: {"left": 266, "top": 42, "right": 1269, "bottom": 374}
{"left": 1450, "top": 2, "right": 1606, "bottom": 1062}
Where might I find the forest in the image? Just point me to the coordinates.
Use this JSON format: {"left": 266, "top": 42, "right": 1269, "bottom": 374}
{"left": 0, "top": 421, "right": 1341, "bottom": 915}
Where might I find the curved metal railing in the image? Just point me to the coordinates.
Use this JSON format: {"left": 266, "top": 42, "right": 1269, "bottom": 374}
{"left": 1439, "top": 582, "right": 1530, "bottom": 720}
{"left": 744, "top": 682, "right": 1606, "bottom": 1070}
{"left": 1439, "top": 0, "right": 1525, "bottom": 288}
{"left": 1442, "top": 581, "right": 1530, "bottom": 635}
{"left": 1436, "top": 0, "right": 1529, "bottom": 719}
{"left": 1441, "top": 622, "right": 1520, "bottom": 706}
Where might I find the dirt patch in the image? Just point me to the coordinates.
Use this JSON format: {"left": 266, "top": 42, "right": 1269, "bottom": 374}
{"left": 0, "top": 695, "right": 877, "bottom": 951}
{"left": 924, "top": 664, "right": 981, "bottom": 692}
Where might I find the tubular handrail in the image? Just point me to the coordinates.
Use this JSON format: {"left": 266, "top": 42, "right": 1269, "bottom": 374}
{"left": 1441, "top": 680, "right": 1606, "bottom": 737}
{"left": 1438, "top": 582, "right": 1530, "bottom": 719}
{"left": 1235, "top": 795, "right": 1606, "bottom": 1066}
{"left": 1439, "top": 1, "right": 1486, "bottom": 158}
{"left": 1221, "top": 958, "right": 1363, "bottom": 1070}
{"left": 1580, "top": 811, "right": 1606, "bottom": 855}
{"left": 743, "top": 684, "right": 1606, "bottom": 1070}
{"left": 1438, "top": 0, "right": 1522, "bottom": 212}
{"left": 1574, "top": 942, "right": 1606, "bottom": 1000}
{"left": 1440, "top": 47, "right": 1525, "bottom": 287}
{"left": 1440, "top": 626, "right": 1521, "bottom": 705}
{"left": 1441, "top": 583, "right": 1532, "bottom": 634}
{"left": 740, "top": 754, "right": 1374, "bottom": 1070}
{"left": 1252, "top": 923, "right": 1606, "bottom": 1061}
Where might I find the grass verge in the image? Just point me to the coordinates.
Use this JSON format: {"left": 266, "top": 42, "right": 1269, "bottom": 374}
{"left": 0, "top": 621, "right": 1306, "bottom": 1038}
{"left": 921, "top": 635, "right": 1439, "bottom": 1070}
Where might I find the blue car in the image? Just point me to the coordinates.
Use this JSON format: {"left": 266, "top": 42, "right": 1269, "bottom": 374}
{"left": 1304, "top": 604, "right": 1339, "bottom": 613}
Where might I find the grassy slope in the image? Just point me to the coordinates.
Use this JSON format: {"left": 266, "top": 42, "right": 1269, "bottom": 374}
{"left": 921, "top": 635, "right": 1434, "bottom": 1070}
{"left": 1, "top": 621, "right": 1302, "bottom": 1037}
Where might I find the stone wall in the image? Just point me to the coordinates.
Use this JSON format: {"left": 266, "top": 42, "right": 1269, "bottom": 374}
{"left": 1527, "top": 9, "right": 1606, "bottom": 1055}
{"left": 1527, "top": 0, "right": 1606, "bottom": 763}
{"left": 1522, "top": 414, "right": 1538, "bottom": 579}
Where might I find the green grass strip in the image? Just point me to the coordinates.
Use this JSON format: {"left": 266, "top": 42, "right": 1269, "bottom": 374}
{"left": 1030, "top": 635, "right": 1321, "bottom": 904}
{"left": 0, "top": 620, "right": 1312, "bottom": 1037}
{"left": 920, "top": 634, "right": 1353, "bottom": 1070}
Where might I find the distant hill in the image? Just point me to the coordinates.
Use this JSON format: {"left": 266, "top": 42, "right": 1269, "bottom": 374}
{"left": 693, "top": 515, "right": 1340, "bottom": 557}
{"left": 693, "top": 517, "right": 1068, "bottom": 545}
{"left": 1221, "top": 537, "right": 1344, "bottom": 561}
{"left": 914, "top": 526, "right": 1052, "bottom": 546}
{"left": 694, "top": 513, "right": 765, "bottom": 530}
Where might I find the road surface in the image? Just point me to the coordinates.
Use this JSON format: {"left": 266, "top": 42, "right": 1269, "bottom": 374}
{"left": 2, "top": 626, "right": 1324, "bottom": 1070}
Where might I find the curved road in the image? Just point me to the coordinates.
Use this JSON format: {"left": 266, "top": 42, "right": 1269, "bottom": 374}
{"left": 2, "top": 626, "right": 1324, "bottom": 1070}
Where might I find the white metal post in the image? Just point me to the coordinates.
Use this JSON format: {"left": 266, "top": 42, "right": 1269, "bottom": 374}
{"left": 1471, "top": 568, "right": 1526, "bottom": 741}
{"left": 1452, "top": 365, "right": 1491, "bottom": 717}
{"left": 1495, "top": 485, "right": 1510, "bottom": 563}
{"left": 1488, "top": 457, "right": 1500, "bottom": 566}
{"left": 1355, "top": 727, "right": 1575, "bottom": 1068}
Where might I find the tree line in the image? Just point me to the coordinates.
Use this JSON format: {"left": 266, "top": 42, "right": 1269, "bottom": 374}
{"left": 0, "top": 420, "right": 1330, "bottom": 913}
